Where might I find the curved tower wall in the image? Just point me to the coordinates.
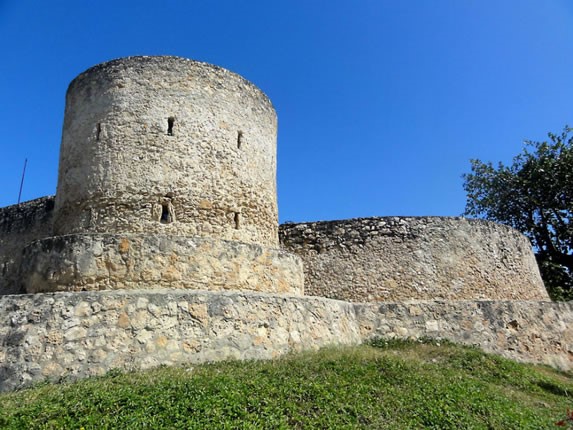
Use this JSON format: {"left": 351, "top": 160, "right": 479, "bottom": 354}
{"left": 54, "top": 56, "right": 278, "bottom": 246}
{"left": 280, "top": 217, "right": 549, "bottom": 302}
{"left": 20, "top": 56, "right": 303, "bottom": 294}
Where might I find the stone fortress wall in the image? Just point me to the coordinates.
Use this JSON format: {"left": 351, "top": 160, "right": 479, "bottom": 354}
{"left": 3, "top": 57, "right": 302, "bottom": 296}
{"left": 0, "top": 197, "right": 55, "bottom": 295}
{"left": 279, "top": 217, "right": 549, "bottom": 302}
{"left": 1, "top": 290, "right": 572, "bottom": 393}
{"left": 0, "top": 56, "right": 571, "bottom": 391}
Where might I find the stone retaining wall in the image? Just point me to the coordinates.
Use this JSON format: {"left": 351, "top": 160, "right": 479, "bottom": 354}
{"left": 21, "top": 234, "right": 303, "bottom": 295}
{"left": 356, "top": 300, "right": 573, "bottom": 370}
{"left": 0, "top": 290, "right": 359, "bottom": 392}
{"left": 1, "top": 290, "right": 571, "bottom": 392}
{"left": 280, "top": 217, "right": 548, "bottom": 302}
{"left": 0, "top": 197, "right": 55, "bottom": 295}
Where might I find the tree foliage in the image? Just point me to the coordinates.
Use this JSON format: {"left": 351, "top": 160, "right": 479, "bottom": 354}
{"left": 463, "top": 127, "right": 573, "bottom": 300}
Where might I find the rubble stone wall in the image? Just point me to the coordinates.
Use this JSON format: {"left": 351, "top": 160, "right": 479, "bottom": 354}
{"left": 55, "top": 56, "right": 279, "bottom": 246}
{"left": 0, "top": 290, "right": 360, "bottom": 392}
{"left": 0, "top": 197, "right": 55, "bottom": 295}
{"left": 1, "top": 290, "right": 570, "bottom": 392}
{"left": 280, "top": 217, "right": 548, "bottom": 302}
{"left": 21, "top": 234, "right": 303, "bottom": 295}
{"left": 356, "top": 300, "right": 573, "bottom": 370}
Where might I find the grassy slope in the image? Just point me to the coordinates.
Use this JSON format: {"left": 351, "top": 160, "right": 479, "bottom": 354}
{"left": 0, "top": 339, "right": 572, "bottom": 429}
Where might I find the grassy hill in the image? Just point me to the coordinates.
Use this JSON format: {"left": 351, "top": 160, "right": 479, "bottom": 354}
{"left": 1, "top": 339, "right": 572, "bottom": 429}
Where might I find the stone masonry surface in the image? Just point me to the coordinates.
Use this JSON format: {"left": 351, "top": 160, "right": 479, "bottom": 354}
{"left": 55, "top": 57, "right": 279, "bottom": 247}
{"left": 0, "top": 290, "right": 571, "bottom": 392}
{"left": 21, "top": 234, "right": 303, "bottom": 295}
{"left": 0, "top": 197, "right": 55, "bottom": 295}
{"left": 280, "top": 217, "right": 548, "bottom": 302}
{"left": 0, "top": 57, "right": 302, "bottom": 296}
{"left": 356, "top": 300, "right": 573, "bottom": 370}
{"left": 0, "top": 56, "right": 569, "bottom": 392}
{"left": 0, "top": 290, "right": 361, "bottom": 392}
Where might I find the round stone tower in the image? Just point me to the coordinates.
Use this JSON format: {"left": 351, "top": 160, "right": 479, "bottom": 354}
{"left": 22, "top": 56, "right": 303, "bottom": 294}
{"left": 55, "top": 56, "right": 278, "bottom": 246}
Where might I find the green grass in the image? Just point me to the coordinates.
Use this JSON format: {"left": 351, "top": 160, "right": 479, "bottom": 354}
{"left": 1, "top": 339, "right": 572, "bottom": 429}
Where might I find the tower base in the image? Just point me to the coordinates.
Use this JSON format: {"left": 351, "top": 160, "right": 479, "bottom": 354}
{"left": 21, "top": 234, "right": 304, "bottom": 295}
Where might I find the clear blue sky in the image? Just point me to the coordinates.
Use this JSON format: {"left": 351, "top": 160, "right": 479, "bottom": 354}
{"left": 1, "top": 1, "right": 572, "bottom": 222}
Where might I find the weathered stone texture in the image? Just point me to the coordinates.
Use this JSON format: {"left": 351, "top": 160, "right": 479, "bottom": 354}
{"left": 280, "top": 217, "right": 548, "bottom": 302}
{"left": 55, "top": 56, "right": 279, "bottom": 246}
{"left": 0, "top": 56, "right": 568, "bottom": 393}
{"left": 0, "top": 290, "right": 360, "bottom": 392}
{"left": 0, "top": 57, "right": 304, "bottom": 296}
{"left": 356, "top": 300, "right": 573, "bottom": 370}
{"left": 1, "top": 290, "right": 571, "bottom": 392}
{"left": 0, "top": 197, "right": 55, "bottom": 295}
{"left": 21, "top": 234, "right": 303, "bottom": 295}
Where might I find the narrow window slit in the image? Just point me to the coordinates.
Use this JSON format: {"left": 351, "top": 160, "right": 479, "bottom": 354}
{"left": 96, "top": 123, "right": 101, "bottom": 141}
{"left": 237, "top": 131, "right": 243, "bottom": 149}
{"left": 167, "top": 117, "right": 175, "bottom": 136}
{"left": 234, "top": 212, "right": 241, "bottom": 230}
{"left": 160, "top": 203, "right": 172, "bottom": 224}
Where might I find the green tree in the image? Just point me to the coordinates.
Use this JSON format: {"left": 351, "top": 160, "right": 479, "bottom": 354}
{"left": 463, "top": 127, "right": 573, "bottom": 300}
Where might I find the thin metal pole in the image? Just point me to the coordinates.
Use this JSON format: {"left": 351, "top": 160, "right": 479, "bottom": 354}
{"left": 17, "top": 158, "right": 27, "bottom": 205}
